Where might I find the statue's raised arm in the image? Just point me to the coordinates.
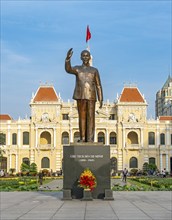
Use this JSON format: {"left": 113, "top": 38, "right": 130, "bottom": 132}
{"left": 65, "top": 48, "right": 74, "bottom": 73}
{"left": 66, "top": 48, "right": 73, "bottom": 61}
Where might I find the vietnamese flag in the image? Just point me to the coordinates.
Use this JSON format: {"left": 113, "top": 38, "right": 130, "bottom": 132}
{"left": 86, "top": 25, "right": 91, "bottom": 42}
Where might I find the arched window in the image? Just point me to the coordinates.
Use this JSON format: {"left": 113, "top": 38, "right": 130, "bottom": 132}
{"left": 110, "top": 157, "right": 117, "bottom": 175}
{"left": 129, "top": 157, "right": 138, "bottom": 168}
{"left": 148, "top": 132, "right": 155, "bottom": 145}
{"left": 160, "top": 133, "right": 165, "bottom": 145}
{"left": 23, "top": 132, "right": 29, "bottom": 145}
{"left": 149, "top": 157, "right": 156, "bottom": 165}
{"left": 98, "top": 132, "right": 105, "bottom": 144}
{"left": 0, "top": 133, "right": 6, "bottom": 145}
{"left": 22, "top": 157, "right": 30, "bottom": 166}
{"left": 62, "top": 132, "right": 69, "bottom": 144}
{"left": 127, "top": 131, "right": 138, "bottom": 144}
{"left": 40, "top": 131, "right": 51, "bottom": 145}
{"left": 0, "top": 157, "right": 7, "bottom": 170}
{"left": 110, "top": 132, "right": 117, "bottom": 145}
{"left": 74, "top": 132, "right": 80, "bottom": 143}
{"left": 41, "top": 157, "right": 50, "bottom": 168}
{"left": 12, "top": 133, "right": 17, "bottom": 145}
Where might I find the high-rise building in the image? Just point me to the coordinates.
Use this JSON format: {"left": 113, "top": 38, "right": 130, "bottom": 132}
{"left": 156, "top": 75, "right": 172, "bottom": 117}
{"left": 0, "top": 84, "right": 172, "bottom": 175}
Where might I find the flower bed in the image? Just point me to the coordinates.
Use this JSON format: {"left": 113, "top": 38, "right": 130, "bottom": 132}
{"left": 129, "top": 177, "right": 172, "bottom": 191}
{"left": 0, "top": 177, "right": 38, "bottom": 191}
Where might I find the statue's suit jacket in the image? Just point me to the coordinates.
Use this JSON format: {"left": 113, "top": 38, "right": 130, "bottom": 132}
{"left": 65, "top": 61, "right": 103, "bottom": 102}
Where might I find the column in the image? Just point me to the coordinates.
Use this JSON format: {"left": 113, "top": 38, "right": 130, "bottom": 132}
{"left": 118, "top": 150, "right": 123, "bottom": 170}
{"left": 156, "top": 126, "right": 160, "bottom": 146}
{"left": 17, "top": 125, "right": 21, "bottom": 147}
{"left": 94, "top": 129, "right": 97, "bottom": 142}
{"left": 123, "top": 127, "right": 126, "bottom": 149}
{"left": 35, "top": 127, "right": 38, "bottom": 148}
{"left": 140, "top": 128, "right": 143, "bottom": 147}
{"left": 30, "top": 150, "right": 35, "bottom": 164}
{"left": 166, "top": 127, "right": 170, "bottom": 146}
{"left": 70, "top": 128, "right": 73, "bottom": 143}
{"left": 16, "top": 154, "right": 18, "bottom": 172}
{"left": 56, "top": 151, "right": 61, "bottom": 171}
{"left": 166, "top": 154, "right": 169, "bottom": 171}
{"left": 54, "top": 128, "right": 56, "bottom": 148}
{"left": 106, "top": 129, "right": 109, "bottom": 145}
{"left": 9, "top": 154, "right": 12, "bottom": 169}
{"left": 160, "top": 153, "right": 162, "bottom": 172}
{"left": 7, "top": 125, "right": 10, "bottom": 145}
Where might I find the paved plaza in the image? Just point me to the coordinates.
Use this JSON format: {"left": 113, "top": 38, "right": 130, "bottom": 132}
{"left": 1, "top": 190, "right": 171, "bottom": 220}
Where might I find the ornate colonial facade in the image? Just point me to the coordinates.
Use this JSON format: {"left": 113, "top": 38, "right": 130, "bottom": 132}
{"left": 156, "top": 75, "right": 172, "bottom": 117}
{"left": 0, "top": 84, "right": 172, "bottom": 174}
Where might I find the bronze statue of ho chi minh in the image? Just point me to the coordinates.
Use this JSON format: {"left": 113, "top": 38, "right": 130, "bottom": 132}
{"left": 65, "top": 48, "right": 103, "bottom": 143}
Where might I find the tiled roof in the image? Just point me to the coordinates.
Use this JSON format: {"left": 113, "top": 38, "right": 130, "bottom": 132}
{"left": 0, "top": 114, "right": 12, "bottom": 120}
{"left": 33, "top": 86, "right": 58, "bottom": 102}
{"left": 159, "top": 116, "right": 172, "bottom": 121}
{"left": 119, "top": 87, "right": 145, "bottom": 103}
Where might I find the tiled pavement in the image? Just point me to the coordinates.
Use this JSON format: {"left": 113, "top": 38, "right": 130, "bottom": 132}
{"left": 1, "top": 191, "right": 171, "bottom": 220}
{"left": 0, "top": 179, "right": 172, "bottom": 220}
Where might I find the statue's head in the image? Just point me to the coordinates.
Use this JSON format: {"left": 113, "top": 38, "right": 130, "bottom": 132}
{"left": 81, "top": 50, "right": 91, "bottom": 65}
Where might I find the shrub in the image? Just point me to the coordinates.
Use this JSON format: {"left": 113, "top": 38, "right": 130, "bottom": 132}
{"left": 30, "top": 163, "right": 37, "bottom": 174}
{"left": 42, "top": 169, "right": 50, "bottom": 176}
{"left": 143, "top": 162, "right": 149, "bottom": 172}
{"left": 20, "top": 163, "right": 29, "bottom": 174}
{"left": 130, "top": 169, "right": 138, "bottom": 176}
{"left": 148, "top": 163, "right": 157, "bottom": 172}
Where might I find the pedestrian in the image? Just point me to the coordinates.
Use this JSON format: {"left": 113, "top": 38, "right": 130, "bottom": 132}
{"left": 0, "top": 169, "right": 4, "bottom": 177}
{"left": 122, "top": 168, "right": 128, "bottom": 182}
{"left": 162, "top": 168, "right": 166, "bottom": 178}
{"left": 38, "top": 170, "right": 43, "bottom": 187}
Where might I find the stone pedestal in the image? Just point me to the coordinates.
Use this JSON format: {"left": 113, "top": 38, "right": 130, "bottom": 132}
{"left": 82, "top": 189, "right": 93, "bottom": 201}
{"left": 62, "top": 189, "right": 72, "bottom": 200}
{"left": 104, "top": 189, "right": 114, "bottom": 200}
{"left": 63, "top": 143, "right": 112, "bottom": 200}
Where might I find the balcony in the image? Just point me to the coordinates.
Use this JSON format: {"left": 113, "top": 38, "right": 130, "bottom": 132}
{"left": 37, "top": 144, "right": 54, "bottom": 150}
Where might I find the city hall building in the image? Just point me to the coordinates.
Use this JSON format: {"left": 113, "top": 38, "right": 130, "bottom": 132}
{"left": 0, "top": 77, "right": 172, "bottom": 174}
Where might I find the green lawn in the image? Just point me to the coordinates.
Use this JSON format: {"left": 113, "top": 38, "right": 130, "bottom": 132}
{"left": 112, "top": 177, "right": 172, "bottom": 191}
{"left": 0, "top": 176, "right": 60, "bottom": 191}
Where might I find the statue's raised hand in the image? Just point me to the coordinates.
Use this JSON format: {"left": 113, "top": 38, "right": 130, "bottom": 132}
{"left": 66, "top": 48, "right": 73, "bottom": 60}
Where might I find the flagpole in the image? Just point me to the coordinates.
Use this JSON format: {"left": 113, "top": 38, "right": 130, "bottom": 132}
{"left": 86, "top": 25, "right": 92, "bottom": 66}
{"left": 87, "top": 41, "right": 90, "bottom": 52}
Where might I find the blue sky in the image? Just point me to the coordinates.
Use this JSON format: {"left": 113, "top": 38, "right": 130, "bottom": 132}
{"left": 1, "top": 0, "right": 171, "bottom": 119}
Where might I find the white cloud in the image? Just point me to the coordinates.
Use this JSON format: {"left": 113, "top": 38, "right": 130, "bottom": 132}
{"left": 1, "top": 41, "right": 31, "bottom": 66}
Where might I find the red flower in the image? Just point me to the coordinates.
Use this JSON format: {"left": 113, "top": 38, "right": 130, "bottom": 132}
{"left": 78, "top": 168, "right": 97, "bottom": 191}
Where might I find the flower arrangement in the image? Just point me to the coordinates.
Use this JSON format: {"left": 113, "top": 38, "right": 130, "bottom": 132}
{"left": 78, "top": 168, "right": 97, "bottom": 191}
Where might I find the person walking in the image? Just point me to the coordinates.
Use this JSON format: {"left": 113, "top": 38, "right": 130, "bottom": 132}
{"left": 38, "top": 170, "right": 43, "bottom": 187}
{"left": 122, "top": 168, "right": 128, "bottom": 182}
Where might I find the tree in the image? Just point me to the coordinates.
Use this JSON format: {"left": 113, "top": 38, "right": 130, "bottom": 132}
{"left": 20, "top": 162, "right": 30, "bottom": 173}
{"left": 148, "top": 163, "right": 157, "bottom": 172}
{"left": 29, "top": 163, "right": 37, "bottom": 175}
{"left": 143, "top": 162, "right": 149, "bottom": 172}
